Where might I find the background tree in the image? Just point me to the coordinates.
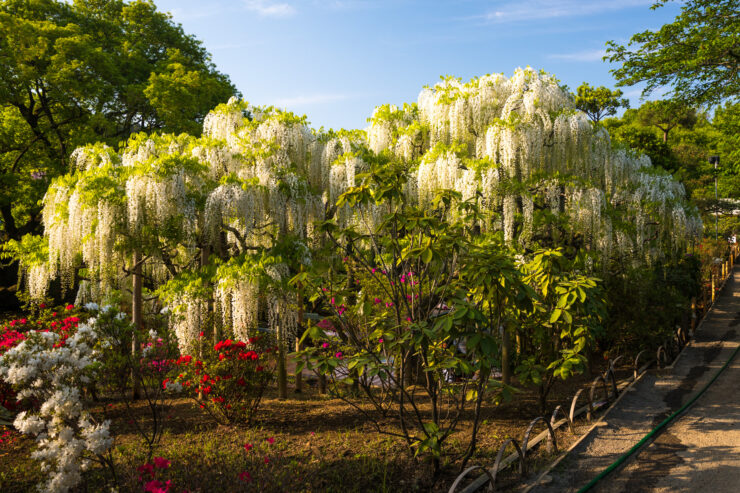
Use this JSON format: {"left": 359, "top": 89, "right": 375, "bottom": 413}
{"left": 575, "top": 82, "right": 629, "bottom": 122}
{"left": 713, "top": 101, "right": 740, "bottom": 174}
{"left": 606, "top": 0, "right": 740, "bottom": 107}
{"left": 637, "top": 100, "right": 698, "bottom": 143}
{"left": 0, "top": 0, "right": 237, "bottom": 243}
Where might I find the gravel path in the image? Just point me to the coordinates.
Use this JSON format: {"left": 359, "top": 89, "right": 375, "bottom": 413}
{"left": 531, "top": 267, "right": 740, "bottom": 493}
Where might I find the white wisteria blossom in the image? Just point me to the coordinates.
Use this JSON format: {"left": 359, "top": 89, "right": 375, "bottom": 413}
{"left": 23, "top": 67, "right": 700, "bottom": 359}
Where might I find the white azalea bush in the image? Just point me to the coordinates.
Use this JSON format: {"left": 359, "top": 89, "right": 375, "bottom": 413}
{"left": 0, "top": 317, "right": 113, "bottom": 492}
{"left": 0, "top": 305, "right": 180, "bottom": 493}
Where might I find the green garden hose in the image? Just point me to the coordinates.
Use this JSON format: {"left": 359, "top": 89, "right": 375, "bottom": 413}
{"left": 576, "top": 342, "right": 740, "bottom": 493}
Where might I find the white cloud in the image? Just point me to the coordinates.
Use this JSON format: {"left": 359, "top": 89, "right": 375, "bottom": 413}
{"left": 244, "top": 0, "right": 296, "bottom": 17}
{"left": 482, "top": 0, "right": 653, "bottom": 23}
{"left": 272, "top": 93, "right": 352, "bottom": 107}
{"left": 549, "top": 49, "right": 606, "bottom": 62}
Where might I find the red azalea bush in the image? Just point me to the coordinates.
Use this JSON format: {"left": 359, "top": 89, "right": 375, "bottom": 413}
{"left": 172, "top": 334, "right": 276, "bottom": 424}
{"left": 137, "top": 456, "right": 173, "bottom": 492}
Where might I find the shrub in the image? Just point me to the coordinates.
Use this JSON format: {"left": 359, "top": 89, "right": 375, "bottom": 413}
{"left": 173, "top": 335, "right": 275, "bottom": 424}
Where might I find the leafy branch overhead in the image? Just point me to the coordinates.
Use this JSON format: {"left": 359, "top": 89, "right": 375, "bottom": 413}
{"left": 606, "top": 0, "right": 740, "bottom": 107}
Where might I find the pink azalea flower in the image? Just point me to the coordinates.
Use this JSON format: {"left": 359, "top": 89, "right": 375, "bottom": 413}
{"left": 153, "top": 457, "right": 170, "bottom": 469}
{"left": 137, "top": 463, "right": 155, "bottom": 479}
{"left": 335, "top": 352, "right": 343, "bottom": 359}
{"left": 244, "top": 443, "right": 253, "bottom": 451}
{"left": 266, "top": 437, "right": 275, "bottom": 444}
{"left": 144, "top": 479, "right": 171, "bottom": 493}
{"left": 321, "top": 342, "right": 329, "bottom": 349}
{"left": 238, "top": 471, "right": 253, "bottom": 482}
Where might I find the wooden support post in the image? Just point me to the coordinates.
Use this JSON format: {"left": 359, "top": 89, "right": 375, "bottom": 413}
{"left": 690, "top": 298, "right": 696, "bottom": 335}
{"left": 711, "top": 275, "right": 716, "bottom": 304}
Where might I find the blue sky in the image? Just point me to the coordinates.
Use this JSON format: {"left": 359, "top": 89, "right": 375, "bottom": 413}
{"left": 155, "top": 0, "right": 683, "bottom": 130}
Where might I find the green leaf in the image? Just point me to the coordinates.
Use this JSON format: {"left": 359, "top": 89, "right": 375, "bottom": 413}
{"left": 421, "top": 248, "right": 433, "bottom": 263}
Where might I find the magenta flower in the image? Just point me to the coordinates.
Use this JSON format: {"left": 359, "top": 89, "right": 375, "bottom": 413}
{"left": 238, "top": 471, "right": 253, "bottom": 482}
{"left": 266, "top": 437, "right": 275, "bottom": 444}
{"left": 322, "top": 342, "right": 330, "bottom": 349}
{"left": 137, "top": 463, "right": 155, "bottom": 479}
{"left": 335, "top": 352, "right": 343, "bottom": 359}
{"left": 374, "top": 297, "right": 382, "bottom": 304}
{"left": 152, "top": 457, "right": 170, "bottom": 469}
{"left": 378, "top": 338, "right": 384, "bottom": 343}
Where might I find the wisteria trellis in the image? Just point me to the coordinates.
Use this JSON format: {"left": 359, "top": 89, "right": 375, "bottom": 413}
{"left": 23, "top": 68, "right": 701, "bottom": 353}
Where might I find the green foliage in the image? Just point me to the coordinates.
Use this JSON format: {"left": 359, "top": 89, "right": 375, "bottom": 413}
{"left": 636, "top": 100, "right": 698, "bottom": 143}
{"left": 575, "top": 82, "right": 629, "bottom": 122}
{"left": 0, "top": 0, "right": 237, "bottom": 240}
{"left": 515, "top": 249, "right": 605, "bottom": 410}
{"left": 713, "top": 102, "right": 740, "bottom": 174}
{"left": 294, "top": 163, "right": 529, "bottom": 469}
{"left": 603, "top": 254, "right": 700, "bottom": 352}
{"left": 607, "top": 0, "right": 740, "bottom": 107}
{"left": 1, "top": 234, "right": 47, "bottom": 267}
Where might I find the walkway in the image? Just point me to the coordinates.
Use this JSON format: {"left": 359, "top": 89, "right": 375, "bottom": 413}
{"left": 532, "top": 267, "right": 740, "bottom": 493}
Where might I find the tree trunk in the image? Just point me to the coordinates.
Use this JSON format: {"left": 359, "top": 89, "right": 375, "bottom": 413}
{"left": 295, "top": 284, "right": 303, "bottom": 393}
{"left": 131, "top": 250, "right": 143, "bottom": 400}
{"left": 502, "top": 327, "right": 512, "bottom": 385}
{"left": 277, "top": 325, "right": 287, "bottom": 399}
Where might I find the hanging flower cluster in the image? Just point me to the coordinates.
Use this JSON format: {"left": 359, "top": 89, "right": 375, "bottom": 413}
{"left": 21, "top": 68, "right": 700, "bottom": 356}
{"left": 368, "top": 67, "right": 701, "bottom": 260}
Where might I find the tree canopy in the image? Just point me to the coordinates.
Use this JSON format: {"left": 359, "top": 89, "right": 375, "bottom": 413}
{"left": 0, "top": 0, "right": 238, "bottom": 241}
{"left": 606, "top": 0, "right": 740, "bottom": 107}
{"left": 575, "top": 82, "right": 629, "bottom": 122}
{"left": 636, "top": 100, "right": 698, "bottom": 143}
